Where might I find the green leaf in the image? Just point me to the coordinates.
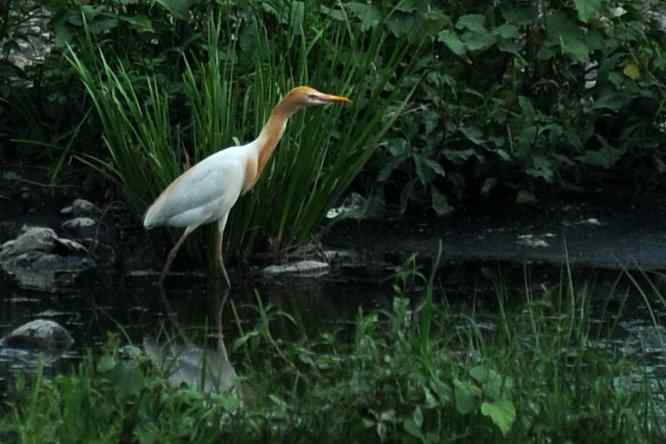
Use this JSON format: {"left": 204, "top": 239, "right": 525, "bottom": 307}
{"left": 591, "top": 92, "right": 631, "bottom": 111}
{"left": 528, "top": 156, "right": 555, "bottom": 182}
{"left": 320, "top": 5, "right": 346, "bottom": 21}
{"left": 518, "top": 96, "right": 536, "bottom": 117}
{"left": 87, "top": 16, "right": 119, "bottom": 34}
{"left": 481, "top": 178, "right": 497, "bottom": 195}
{"left": 424, "top": 158, "right": 446, "bottom": 177}
{"left": 114, "top": 365, "right": 145, "bottom": 400}
{"left": 454, "top": 379, "right": 479, "bottom": 414}
{"left": 545, "top": 12, "right": 589, "bottom": 62}
{"left": 456, "top": 14, "right": 487, "bottom": 33}
{"left": 623, "top": 63, "right": 640, "bottom": 80}
{"left": 346, "top": 2, "right": 382, "bottom": 31}
{"left": 386, "top": 14, "right": 420, "bottom": 38}
{"left": 431, "top": 186, "right": 453, "bottom": 216}
{"left": 481, "top": 400, "right": 516, "bottom": 436}
{"left": 494, "top": 24, "right": 519, "bottom": 39}
{"left": 560, "top": 35, "right": 590, "bottom": 63}
{"left": 97, "top": 355, "right": 117, "bottom": 373}
{"left": 154, "top": 0, "right": 195, "bottom": 19}
{"left": 516, "top": 190, "right": 537, "bottom": 204}
{"left": 437, "top": 30, "right": 466, "bottom": 56}
{"left": 289, "top": 2, "right": 305, "bottom": 30}
{"left": 443, "top": 148, "right": 477, "bottom": 163}
{"left": 459, "top": 126, "right": 485, "bottom": 145}
{"left": 119, "top": 15, "right": 154, "bottom": 33}
{"left": 574, "top": 0, "right": 603, "bottom": 23}
{"left": 462, "top": 31, "right": 497, "bottom": 51}
{"left": 501, "top": 6, "right": 538, "bottom": 25}
{"left": 470, "top": 365, "right": 513, "bottom": 399}
{"left": 575, "top": 137, "right": 625, "bottom": 169}
{"left": 377, "top": 157, "right": 404, "bottom": 182}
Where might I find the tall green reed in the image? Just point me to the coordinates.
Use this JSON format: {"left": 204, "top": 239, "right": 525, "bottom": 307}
{"left": 67, "top": 2, "right": 415, "bottom": 267}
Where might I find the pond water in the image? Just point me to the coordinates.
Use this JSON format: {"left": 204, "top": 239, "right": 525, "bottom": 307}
{"left": 1, "top": 262, "right": 666, "bottom": 406}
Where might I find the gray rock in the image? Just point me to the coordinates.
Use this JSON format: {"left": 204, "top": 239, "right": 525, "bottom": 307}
{"left": 60, "top": 199, "right": 100, "bottom": 217}
{"left": 1, "top": 252, "right": 95, "bottom": 292}
{"left": 262, "top": 260, "right": 330, "bottom": 276}
{"left": 0, "top": 226, "right": 58, "bottom": 259}
{"left": 61, "top": 217, "right": 97, "bottom": 230}
{"left": 0, "top": 319, "right": 74, "bottom": 350}
{"left": 0, "top": 226, "right": 95, "bottom": 292}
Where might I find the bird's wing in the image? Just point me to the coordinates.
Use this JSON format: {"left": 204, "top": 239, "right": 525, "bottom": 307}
{"left": 144, "top": 151, "right": 244, "bottom": 227}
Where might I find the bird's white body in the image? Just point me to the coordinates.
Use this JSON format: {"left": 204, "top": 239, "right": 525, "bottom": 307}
{"left": 144, "top": 142, "right": 255, "bottom": 229}
{"left": 143, "top": 86, "right": 349, "bottom": 286}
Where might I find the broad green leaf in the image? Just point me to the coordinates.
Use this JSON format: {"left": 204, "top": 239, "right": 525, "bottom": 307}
{"left": 444, "top": 148, "right": 477, "bottom": 163}
{"left": 378, "top": 157, "right": 403, "bottom": 181}
{"left": 575, "top": 136, "right": 625, "bottom": 168}
{"left": 415, "top": 155, "right": 429, "bottom": 185}
{"left": 395, "top": 0, "right": 420, "bottom": 12}
{"left": 560, "top": 35, "right": 590, "bottom": 63}
{"left": 494, "top": 24, "right": 519, "bottom": 39}
{"left": 574, "top": 0, "right": 603, "bottom": 23}
{"left": 518, "top": 96, "right": 536, "bottom": 117}
{"left": 495, "top": 149, "right": 511, "bottom": 161}
{"left": 412, "top": 406, "right": 424, "bottom": 428}
{"left": 623, "top": 63, "right": 640, "bottom": 79}
{"left": 454, "top": 379, "right": 479, "bottom": 414}
{"left": 526, "top": 156, "right": 555, "bottom": 182}
{"left": 431, "top": 186, "right": 453, "bottom": 216}
{"left": 437, "top": 30, "right": 466, "bottom": 56}
{"left": 516, "top": 190, "right": 537, "bottom": 204}
{"left": 97, "top": 355, "right": 116, "bottom": 372}
{"left": 591, "top": 92, "right": 631, "bottom": 111}
{"left": 460, "top": 126, "right": 485, "bottom": 145}
{"left": 87, "top": 16, "right": 119, "bottom": 34}
{"left": 545, "top": 12, "right": 589, "bottom": 62}
{"left": 114, "top": 365, "right": 145, "bottom": 400}
{"left": 54, "top": 19, "right": 74, "bottom": 47}
{"left": 456, "top": 14, "right": 487, "bottom": 33}
{"left": 154, "top": 0, "right": 194, "bottom": 19}
{"left": 501, "top": 6, "right": 538, "bottom": 25}
{"left": 470, "top": 365, "right": 513, "bottom": 399}
{"left": 386, "top": 14, "right": 420, "bottom": 38}
{"left": 462, "top": 31, "right": 497, "bottom": 51}
{"left": 481, "top": 178, "right": 497, "bottom": 195}
{"left": 498, "top": 39, "right": 522, "bottom": 57}
{"left": 481, "top": 400, "right": 516, "bottom": 436}
{"left": 403, "top": 418, "right": 425, "bottom": 440}
{"left": 424, "top": 158, "right": 446, "bottom": 177}
{"left": 119, "top": 15, "right": 153, "bottom": 33}
{"left": 320, "top": 5, "right": 345, "bottom": 21}
{"left": 346, "top": 2, "right": 382, "bottom": 31}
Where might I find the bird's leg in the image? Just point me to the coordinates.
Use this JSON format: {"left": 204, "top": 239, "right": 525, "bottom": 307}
{"left": 217, "top": 216, "right": 231, "bottom": 288}
{"left": 159, "top": 224, "right": 197, "bottom": 286}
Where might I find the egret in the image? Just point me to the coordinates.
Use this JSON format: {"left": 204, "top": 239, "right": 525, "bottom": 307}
{"left": 143, "top": 86, "right": 350, "bottom": 287}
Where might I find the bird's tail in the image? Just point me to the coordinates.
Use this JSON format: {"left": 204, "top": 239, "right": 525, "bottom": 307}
{"left": 143, "top": 204, "right": 157, "bottom": 229}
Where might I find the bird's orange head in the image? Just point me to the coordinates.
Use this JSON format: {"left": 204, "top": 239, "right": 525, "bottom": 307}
{"left": 283, "top": 85, "right": 351, "bottom": 108}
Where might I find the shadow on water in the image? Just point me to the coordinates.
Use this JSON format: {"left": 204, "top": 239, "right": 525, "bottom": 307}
{"left": 0, "top": 269, "right": 395, "bottom": 373}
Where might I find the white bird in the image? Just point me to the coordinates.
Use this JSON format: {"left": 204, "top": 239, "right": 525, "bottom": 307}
{"left": 143, "top": 86, "right": 350, "bottom": 286}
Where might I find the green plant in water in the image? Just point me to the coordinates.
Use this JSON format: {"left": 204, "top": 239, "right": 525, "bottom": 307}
{"left": 1, "top": 269, "right": 660, "bottom": 443}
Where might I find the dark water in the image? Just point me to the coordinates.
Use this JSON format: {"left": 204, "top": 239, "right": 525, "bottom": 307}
{"left": 1, "top": 264, "right": 666, "bottom": 401}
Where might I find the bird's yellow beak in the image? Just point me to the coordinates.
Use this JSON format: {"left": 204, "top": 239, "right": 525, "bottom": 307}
{"left": 319, "top": 93, "right": 351, "bottom": 104}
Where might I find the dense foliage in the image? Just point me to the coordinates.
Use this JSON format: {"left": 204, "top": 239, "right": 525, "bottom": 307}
{"left": 1, "top": 0, "right": 665, "bottom": 247}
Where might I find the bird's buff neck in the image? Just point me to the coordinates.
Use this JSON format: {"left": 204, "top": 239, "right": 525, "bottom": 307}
{"left": 253, "top": 96, "right": 301, "bottom": 179}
